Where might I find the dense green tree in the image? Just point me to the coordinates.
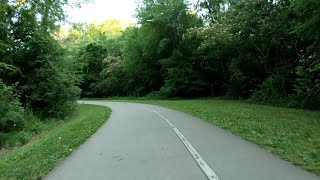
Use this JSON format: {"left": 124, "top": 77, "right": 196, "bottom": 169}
{"left": 62, "top": 19, "right": 127, "bottom": 97}
{"left": 122, "top": 26, "right": 163, "bottom": 96}
{"left": 292, "top": 0, "right": 320, "bottom": 107}
{"left": 62, "top": 0, "right": 319, "bottom": 109}
{"left": 0, "top": 0, "right": 88, "bottom": 121}
{"left": 18, "top": 33, "right": 80, "bottom": 117}
{"left": 121, "top": 0, "right": 202, "bottom": 96}
{"left": 223, "top": 0, "right": 299, "bottom": 100}
{"left": 197, "top": 0, "right": 230, "bottom": 24}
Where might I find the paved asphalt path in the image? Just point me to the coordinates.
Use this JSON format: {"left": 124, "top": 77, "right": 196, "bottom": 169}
{"left": 45, "top": 101, "right": 320, "bottom": 180}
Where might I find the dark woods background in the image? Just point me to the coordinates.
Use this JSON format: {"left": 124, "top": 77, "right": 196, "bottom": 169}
{"left": 0, "top": 0, "right": 319, "bottom": 133}
{"left": 71, "top": 0, "right": 319, "bottom": 108}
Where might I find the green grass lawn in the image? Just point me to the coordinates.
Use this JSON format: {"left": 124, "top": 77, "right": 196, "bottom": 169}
{"left": 127, "top": 99, "right": 320, "bottom": 175}
{"left": 0, "top": 104, "right": 111, "bottom": 180}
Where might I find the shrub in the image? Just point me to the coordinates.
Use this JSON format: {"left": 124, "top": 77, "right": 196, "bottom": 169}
{"left": 5, "top": 131, "right": 33, "bottom": 147}
{"left": 145, "top": 91, "right": 166, "bottom": 99}
{"left": 0, "top": 81, "right": 24, "bottom": 133}
{"left": 249, "top": 76, "right": 320, "bottom": 110}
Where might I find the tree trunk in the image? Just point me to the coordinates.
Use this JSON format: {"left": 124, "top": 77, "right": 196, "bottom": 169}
{"left": 41, "top": 0, "right": 51, "bottom": 35}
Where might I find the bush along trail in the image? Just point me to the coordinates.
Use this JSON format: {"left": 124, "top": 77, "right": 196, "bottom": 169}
{"left": 0, "top": 105, "right": 111, "bottom": 179}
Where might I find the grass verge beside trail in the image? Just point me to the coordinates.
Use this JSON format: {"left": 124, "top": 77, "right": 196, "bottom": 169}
{"left": 0, "top": 104, "right": 111, "bottom": 179}
{"left": 129, "top": 99, "right": 320, "bottom": 175}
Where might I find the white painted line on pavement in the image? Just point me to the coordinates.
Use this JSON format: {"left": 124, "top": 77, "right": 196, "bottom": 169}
{"left": 144, "top": 107, "right": 221, "bottom": 180}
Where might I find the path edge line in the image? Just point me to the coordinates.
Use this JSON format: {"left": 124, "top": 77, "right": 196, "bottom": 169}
{"left": 143, "top": 107, "right": 221, "bottom": 180}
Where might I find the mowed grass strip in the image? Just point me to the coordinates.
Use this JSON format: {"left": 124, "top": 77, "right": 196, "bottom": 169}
{"left": 132, "top": 99, "right": 320, "bottom": 175}
{"left": 0, "top": 104, "right": 111, "bottom": 180}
